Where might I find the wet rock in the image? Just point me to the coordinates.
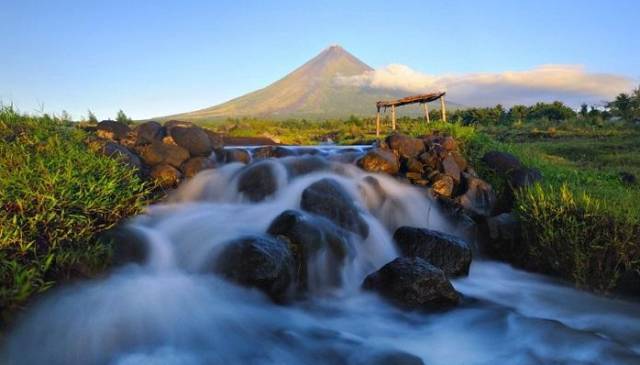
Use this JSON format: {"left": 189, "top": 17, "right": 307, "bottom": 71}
{"left": 204, "top": 129, "right": 224, "bottom": 150}
{"left": 431, "top": 174, "right": 454, "bottom": 198}
{"left": 328, "top": 151, "right": 363, "bottom": 164}
{"left": 237, "top": 162, "right": 278, "bottom": 202}
{"left": 358, "top": 351, "right": 425, "bottom": 365}
{"left": 455, "top": 173, "right": 496, "bottom": 218}
{"left": 441, "top": 136, "right": 458, "bottom": 151}
{"left": 620, "top": 171, "right": 637, "bottom": 185}
{"left": 405, "top": 157, "right": 424, "bottom": 174}
{"left": 418, "top": 149, "right": 442, "bottom": 171}
{"left": 139, "top": 141, "right": 190, "bottom": 167}
{"left": 101, "top": 141, "right": 142, "bottom": 169}
{"left": 96, "top": 120, "right": 130, "bottom": 141}
{"left": 135, "top": 121, "right": 165, "bottom": 145}
{"left": 181, "top": 156, "right": 216, "bottom": 178}
{"left": 295, "top": 147, "right": 322, "bottom": 156}
{"left": 213, "top": 235, "right": 294, "bottom": 302}
{"left": 362, "top": 257, "right": 460, "bottom": 310}
{"left": 225, "top": 148, "right": 251, "bottom": 164}
{"left": 357, "top": 148, "right": 400, "bottom": 175}
{"left": 150, "top": 163, "right": 182, "bottom": 188}
{"left": 106, "top": 225, "right": 150, "bottom": 265}
{"left": 450, "top": 151, "right": 468, "bottom": 171}
{"left": 509, "top": 167, "right": 542, "bottom": 190}
{"left": 268, "top": 210, "right": 354, "bottom": 289}
{"left": 393, "top": 226, "right": 472, "bottom": 277}
{"left": 252, "top": 146, "right": 294, "bottom": 160}
{"left": 283, "top": 155, "right": 330, "bottom": 178}
{"left": 386, "top": 133, "right": 425, "bottom": 158}
{"left": 168, "top": 125, "right": 213, "bottom": 157}
{"left": 482, "top": 151, "right": 522, "bottom": 175}
{"left": 300, "top": 178, "right": 369, "bottom": 239}
{"left": 441, "top": 154, "right": 461, "bottom": 183}
{"left": 487, "top": 213, "right": 520, "bottom": 242}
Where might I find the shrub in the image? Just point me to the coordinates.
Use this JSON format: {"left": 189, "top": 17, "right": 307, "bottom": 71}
{"left": 0, "top": 107, "right": 154, "bottom": 323}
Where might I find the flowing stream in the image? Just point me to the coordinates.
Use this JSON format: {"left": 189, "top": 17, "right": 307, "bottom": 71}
{"left": 3, "top": 151, "right": 640, "bottom": 365}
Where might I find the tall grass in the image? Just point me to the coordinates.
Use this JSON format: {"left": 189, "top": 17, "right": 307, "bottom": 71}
{"left": 0, "top": 107, "right": 155, "bottom": 323}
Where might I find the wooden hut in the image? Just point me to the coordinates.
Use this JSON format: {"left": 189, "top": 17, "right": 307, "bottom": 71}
{"left": 375, "top": 92, "right": 446, "bottom": 137}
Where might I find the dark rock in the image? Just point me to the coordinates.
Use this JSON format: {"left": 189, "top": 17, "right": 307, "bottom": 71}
{"left": 237, "top": 162, "right": 278, "bottom": 202}
{"left": 135, "top": 121, "right": 165, "bottom": 144}
{"left": 328, "top": 151, "right": 363, "bottom": 164}
{"left": 150, "top": 163, "right": 182, "bottom": 188}
{"left": 164, "top": 120, "right": 195, "bottom": 134}
{"left": 139, "top": 141, "right": 190, "bottom": 167}
{"left": 620, "top": 172, "right": 637, "bottom": 185}
{"left": 418, "top": 150, "right": 441, "bottom": 171}
{"left": 102, "top": 142, "right": 142, "bottom": 169}
{"left": 213, "top": 235, "right": 294, "bottom": 302}
{"left": 225, "top": 148, "right": 251, "bottom": 164}
{"left": 359, "top": 351, "right": 425, "bottom": 365}
{"left": 487, "top": 213, "right": 520, "bottom": 242}
{"left": 268, "top": 210, "right": 354, "bottom": 289}
{"left": 386, "top": 133, "right": 425, "bottom": 158}
{"left": 405, "top": 157, "right": 424, "bottom": 174}
{"left": 106, "top": 225, "right": 149, "bottom": 265}
{"left": 96, "top": 120, "right": 130, "bottom": 141}
{"left": 252, "top": 146, "right": 293, "bottom": 160}
{"left": 482, "top": 151, "right": 522, "bottom": 175}
{"left": 362, "top": 257, "right": 459, "bottom": 310}
{"left": 295, "top": 148, "right": 322, "bottom": 156}
{"left": 204, "top": 129, "right": 224, "bottom": 150}
{"left": 451, "top": 151, "right": 468, "bottom": 171}
{"left": 441, "top": 154, "right": 461, "bottom": 183}
{"left": 431, "top": 174, "right": 454, "bottom": 198}
{"left": 169, "top": 125, "right": 213, "bottom": 157}
{"left": 509, "top": 167, "right": 542, "bottom": 190}
{"left": 357, "top": 148, "right": 400, "bottom": 175}
{"left": 300, "top": 178, "right": 369, "bottom": 238}
{"left": 393, "top": 226, "right": 472, "bottom": 277}
{"left": 283, "top": 155, "right": 330, "bottom": 178}
{"left": 181, "top": 156, "right": 216, "bottom": 178}
{"left": 455, "top": 173, "right": 496, "bottom": 218}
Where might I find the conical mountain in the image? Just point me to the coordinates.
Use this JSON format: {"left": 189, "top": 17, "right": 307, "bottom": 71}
{"left": 160, "top": 45, "right": 419, "bottom": 121}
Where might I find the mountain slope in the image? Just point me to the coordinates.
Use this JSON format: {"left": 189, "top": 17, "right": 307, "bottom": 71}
{"left": 160, "top": 45, "right": 449, "bottom": 121}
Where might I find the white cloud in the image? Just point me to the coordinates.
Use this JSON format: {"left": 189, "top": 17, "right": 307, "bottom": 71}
{"left": 336, "top": 64, "right": 634, "bottom": 106}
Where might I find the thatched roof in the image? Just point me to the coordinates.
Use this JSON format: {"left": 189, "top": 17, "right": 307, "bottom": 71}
{"left": 376, "top": 92, "right": 446, "bottom": 109}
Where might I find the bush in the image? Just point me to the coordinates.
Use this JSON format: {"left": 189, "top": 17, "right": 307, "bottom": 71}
{"left": 0, "top": 107, "right": 154, "bottom": 323}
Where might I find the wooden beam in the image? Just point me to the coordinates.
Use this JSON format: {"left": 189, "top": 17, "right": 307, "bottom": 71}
{"left": 377, "top": 92, "right": 445, "bottom": 108}
{"left": 391, "top": 105, "right": 396, "bottom": 131}
{"left": 423, "top": 103, "right": 430, "bottom": 123}
{"left": 376, "top": 109, "right": 381, "bottom": 138}
{"left": 440, "top": 96, "right": 447, "bottom": 122}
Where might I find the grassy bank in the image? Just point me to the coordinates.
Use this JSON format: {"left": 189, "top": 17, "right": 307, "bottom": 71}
{"left": 0, "top": 108, "right": 155, "bottom": 324}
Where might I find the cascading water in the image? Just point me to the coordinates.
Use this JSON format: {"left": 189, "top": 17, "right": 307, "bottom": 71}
{"left": 2, "top": 150, "right": 640, "bottom": 365}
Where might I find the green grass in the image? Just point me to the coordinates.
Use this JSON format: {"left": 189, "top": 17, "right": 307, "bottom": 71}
{"left": 0, "top": 107, "right": 155, "bottom": 324}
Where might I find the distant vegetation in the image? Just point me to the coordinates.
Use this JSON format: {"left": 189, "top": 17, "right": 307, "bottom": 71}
{"left": 0, "top": 107, "right": 155, "bottom": 324}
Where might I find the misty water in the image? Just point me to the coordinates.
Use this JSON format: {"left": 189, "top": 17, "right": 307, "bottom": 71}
{"left": 3, "top": 151, "right": 640, "bottom": 365}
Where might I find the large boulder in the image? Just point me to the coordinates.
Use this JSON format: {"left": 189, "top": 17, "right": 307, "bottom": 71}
{"left": 509, "top": 167, "right": 542, "bottom": 190}
{"left": 455, "top": 173, "right": 496, "bottom": 218}
{"left": 213, "top": 235, "right": 294, "bottom": 302}
{"left": 168, "top": 125, "right": 213, "bottom": 157}
{"left": 268, "top": 210, "right": 354, "bottom": 289}
{"left": 441, "top": 154, "right": 461, "bottom": 184}
{"left": 150, "top": 163, "right": 182, "bottom": 188}
{"left": 283, "top": 155, "right": 330, "bottom": 178}
{"left": 357, "top": 148, "right": 400, "bottom": 175}
{"left": 101, "top": 142, "right": 142, "bottom": 169}
{"left": 386, "top": 133, "right": 425, "bottom": 159}
{"left": 393, "top": 227, "right": 472, "bottom": 277}
{"left": 362, "top": 257, "right": 460, "bottom": 310}
{"left": 252, "top": 146, "right": 294, "bottom": 160}
{"left": 204, "top": 129, "right": 224, "bottom": 151}
{"left": 135, "top": 121, "right": 165, "bottom": 145}
{"left": 482, "top": 151, "right": 522, "bottom": 175}
{"left": 236, "top": 162, "right": 279, "bottom": 202}
{"left": 139, "top": 141, "right": 190, "bottom": 168}
{"left": 181, "top": 157, "right": 216, "bottom": 178}
{"left": 106, "top": 225, "right": 150, "bottom": 266}
{"left": 96, "top": 120, "right": 130, "bottom": 141}
{"left": 225, "top": 148, "right": 251, "bottom": 164}
{"left": 300, "top": 178, "right": 369, "bottom": 239}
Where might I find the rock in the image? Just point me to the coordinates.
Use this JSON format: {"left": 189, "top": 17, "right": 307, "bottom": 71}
{"left": 362, "top": 257, "right": 459, "bottom": 310}
{"left": 295, "top": 147, "right": 322, "bottom": 156}
{"left": 101, "top": 142, "right": 142, "bottom": 169}
{"left": 162, "top": 135, "right": 177, "bottom": 145}
{"left": 252, "top": 146, "right": 294, "bottom": 160}
{"left": 225, "top": 148, "right": 251, "bottom": 164}
{"left": 455, "top": 173, "right": 496, "bottom": 218}
{"left": 451, "top": 151, "right": 468, "bottom": 171}
{"left": 204, "top": 129, "right": 224, "bottom": 150}
{"left": 267, "top": 210, "right": 354, "bottom": 289}
{"left": 181, "top": 156, "right": 216, "bottom": 178}
{"left": 236, "top": 162, "right": 279, "bottom": 202}
{"left": 487, "top": 213, "right": 520, "bottom": 241}
{"left": 418, "top": 149, "right": 442, "bottom": 171}
{"left": 150, "top": 163, "right": 182, "bottom": 188}
{"left": 441, "top": 136, "right": 457, "bottom": 151}
{"left": 357, "top": 148, "right": 400, "bottom": 175}
{"left": 213, "top": 235, "right": 294, "bottom": 302}
{"left": 168, "top": 125, "right": 213, "bottom": 157}
{"left": 283, "top": 155, "right": 330, "bottom": 178}
{"left": 328, "top": 151, "right": 363, "bottom": 164}
{"left": 405, "top": 157, "right": 424, "bottom": 174}
{"left": 393, "top": 226, "right": 472, "bottom": 277}
{"left": 358, "top": 351, "right": 425, "bottom": 365}
{"left": 386, "top": 133, "right": 425, "bottom": 158}
{"left": 431, "top": 174, "right": 454, "bottom": 198}
{"left": 620, "top": 172, "right": 637, "bottom": 185}
{"left": 139, "top": 141, "right": 190, "bottom": 167}
{"left": 300, "top": 178, "right": 369, "bottom": 239}
{"left": 106, "top": 225, "right": 150, "bottom": 265}
{"left": 164, "top": 120, "right": 195, "bottom": 134}
{"left": 441, "top": 154, "right": 461, "bottom": 183}
{"left": 509, "top": 167, "right": 542, "bottom": 190}
{"left": 96, "top": 120, "right": 130, "bottom": 141}
{"left": 482, "top": 151, "right": 522, "bottom": 175}
{"left": 135, "top": 121, "right": 165, "bottom": 145}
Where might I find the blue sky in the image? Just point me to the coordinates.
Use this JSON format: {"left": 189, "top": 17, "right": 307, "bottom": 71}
{"left": 1, "top": 0, "right": 638, "bottom": 119}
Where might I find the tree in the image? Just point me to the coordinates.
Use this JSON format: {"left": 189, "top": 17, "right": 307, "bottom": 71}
{"left": 607, "top": 93, "right": 633, "bottom": 122}
{"left": 579, "top": 103, "right": 589, "bottom": 118}
{"left": 116, "top": 109, "right": 132, "bottom": 125}
{"left": 87, "top": 109, "right": 98, "bottom": 124}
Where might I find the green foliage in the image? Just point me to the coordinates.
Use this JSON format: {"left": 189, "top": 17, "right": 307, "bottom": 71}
{"left": 116, "top": 109, "right": 132, "bottom": 125}
{"left": 0, "top": 107, "right": 154, "bottom": 323}
{"left": 87, "top": 109, "right": 98, "bottom": 124}
{"left": 607, "top": 85, "right": 640, "bottom": 123}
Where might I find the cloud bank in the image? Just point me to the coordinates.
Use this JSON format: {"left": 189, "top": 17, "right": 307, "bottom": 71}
{"left": 336, "top": 64, "right": 634, "bottom": 107}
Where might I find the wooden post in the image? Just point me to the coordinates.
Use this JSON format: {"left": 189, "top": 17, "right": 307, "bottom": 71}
{"left": 440, "top": 96, "right": 447, "bottom": 122}
{"left": 423, "top": 103, "right": 430, "bottom": 123}
{"left": 391, "top": 105, "right": 396, "bottom": 131}
{"left": 375, "top": 108, "right": 381, "bottom": 138}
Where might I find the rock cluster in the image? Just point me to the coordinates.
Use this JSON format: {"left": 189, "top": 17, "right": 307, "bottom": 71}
{"left": 86, "top": 119, "right": 222, "bottom": 188}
